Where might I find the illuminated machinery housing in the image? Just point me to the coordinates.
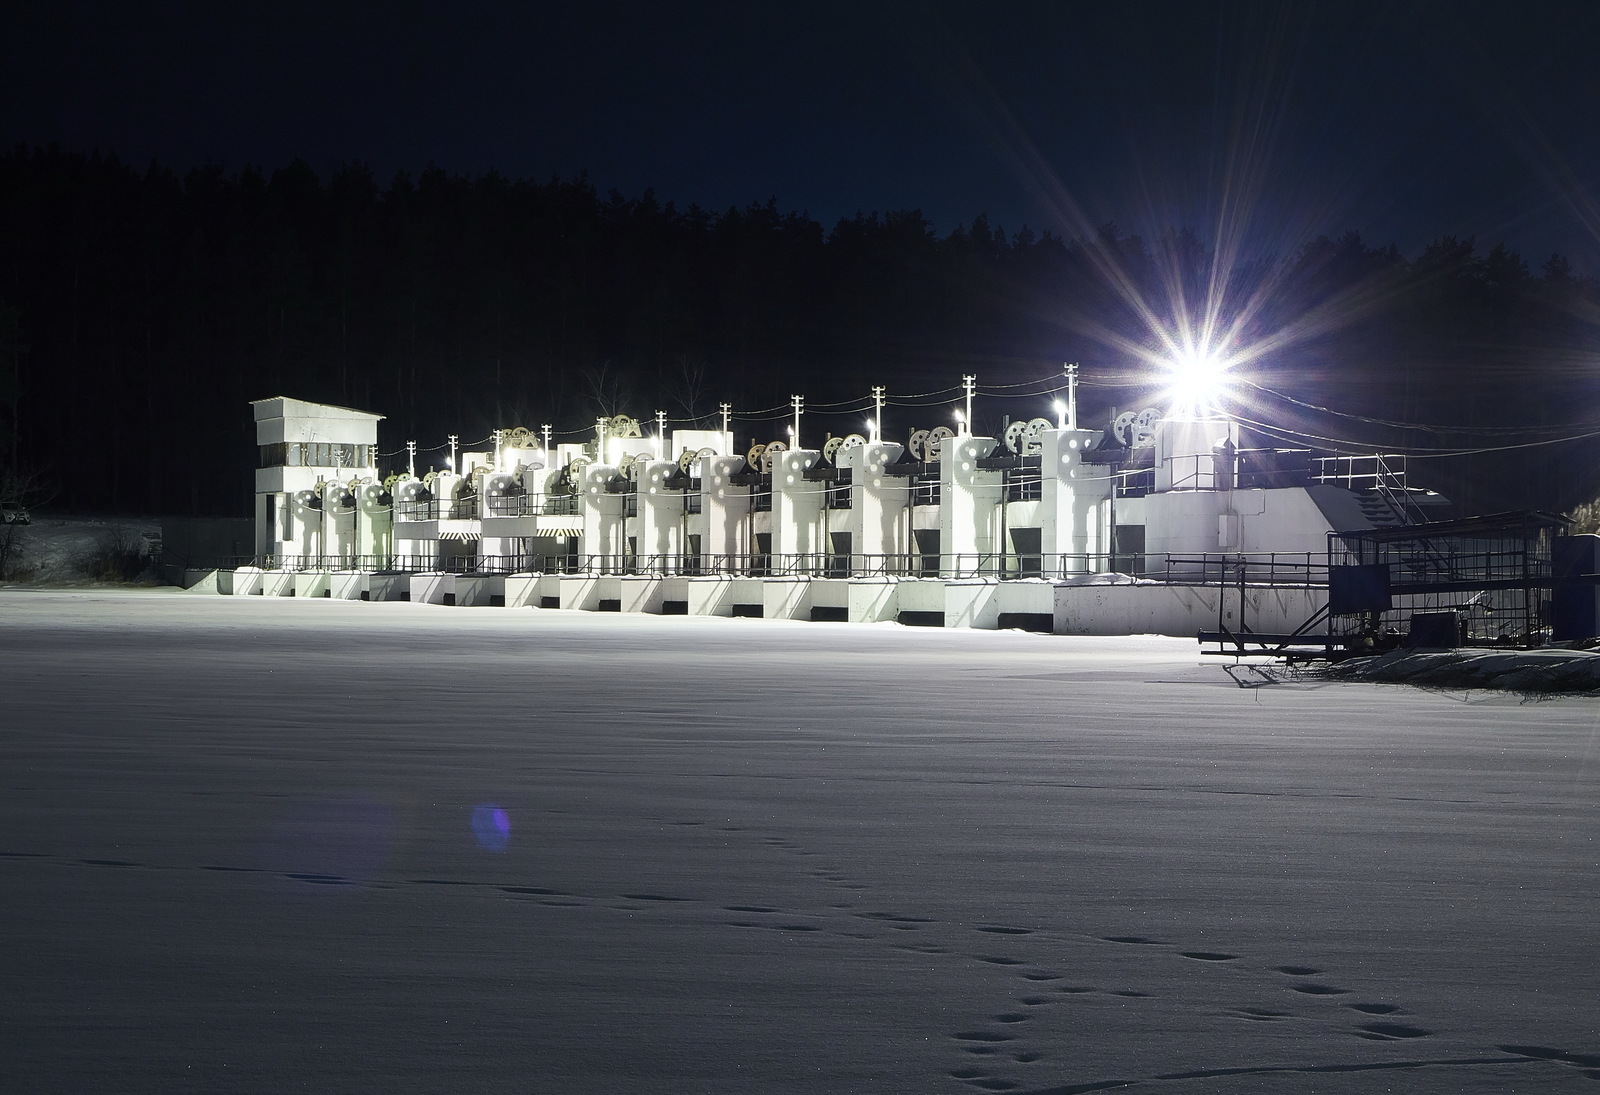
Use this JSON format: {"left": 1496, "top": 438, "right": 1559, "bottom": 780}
{"left": 232, "top": 394, "right": 1449, "bottom": 635}
{"left": 243, "top": 397, "right": 386, "bottom": 598}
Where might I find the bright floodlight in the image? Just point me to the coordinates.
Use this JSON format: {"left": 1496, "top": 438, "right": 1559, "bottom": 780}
{"left": 1162, "top": 350, "right": 1231, "bottom": 416}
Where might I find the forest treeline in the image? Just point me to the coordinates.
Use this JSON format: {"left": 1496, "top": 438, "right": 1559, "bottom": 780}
{"left": 2, "top": 144, "right": 1599, "bottom": 517}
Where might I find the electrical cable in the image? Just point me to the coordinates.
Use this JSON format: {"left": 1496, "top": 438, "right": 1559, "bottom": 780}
{"left": 1237, "top": 378, "right": 1600, "bottom": 435}
{"left": 978, "top": 372, "right": 1076, "bottom": 391}
{"left": 1229, "top": 409, "right": 1600, "bottom": 458}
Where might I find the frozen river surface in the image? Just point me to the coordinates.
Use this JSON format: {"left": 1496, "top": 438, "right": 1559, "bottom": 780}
{"left": 3, "top": 589, "right": 1599, "bottom": 1093}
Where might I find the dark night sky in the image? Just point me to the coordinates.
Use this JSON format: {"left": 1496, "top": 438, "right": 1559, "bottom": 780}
{"left": 5, "top": 0, "right": 1600, "bottom": 268}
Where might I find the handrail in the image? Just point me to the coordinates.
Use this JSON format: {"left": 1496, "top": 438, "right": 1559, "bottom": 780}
{"left": 395, "top": 496, "right": 481, "bottom": 521}
{"left": 234, "top": 550, "right": 1330, "bottom": 587}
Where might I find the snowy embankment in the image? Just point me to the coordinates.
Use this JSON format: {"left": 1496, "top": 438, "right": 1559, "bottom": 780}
{"left": 0, "top": 513, "right": 162, "bottom": 584}
{"left": 4, "top": 589, "right": 1600, "bottom": 1094}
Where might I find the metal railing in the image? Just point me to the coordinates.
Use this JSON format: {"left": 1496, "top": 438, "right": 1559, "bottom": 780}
{"left": 395, "top": 492, "right": 582, "bottom": 519}
{"left": 1112, "top": 466, "right": 1155, "bottom": 498}
{"left": 1312, "top": 453, "right": 1428, "bottom": 523}
{"left": 395, "top": 495, "right": 480, "bottom": 521}
{"left": 486, "top": 551, "right": 1331, "bottom": 584}
{"left": 1005, "top": 469, "right": 1043, "bottom": 502}
{"left": 233, "top": 550, "right": 1329, "bottom": 588}
{"left": 1163, "top": 454, "right": 1220, "bottom": 491}
{"left": 486, "top": 493, "right": 535, "bottom": 517}
{"left": 234, "top": 553, "right": 401, "bottom": 572}
{"left": 1312, "top": 453, "right": 1406, "bottom": 492}
{"left": 1160, "top": 553, "right": 1329, "bottom": 589}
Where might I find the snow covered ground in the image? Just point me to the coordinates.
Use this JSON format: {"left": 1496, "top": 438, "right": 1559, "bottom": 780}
{"left": 3, "top": 589, "right": 1599, "bottom": 1094}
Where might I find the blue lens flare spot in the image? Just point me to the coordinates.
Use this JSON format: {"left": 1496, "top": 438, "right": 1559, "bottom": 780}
{"left": 471, "top": 805, "right": 511, "bottom": 852}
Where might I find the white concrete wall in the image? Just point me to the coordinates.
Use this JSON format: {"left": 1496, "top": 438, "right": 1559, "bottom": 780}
{"left": 842, "top": 441, "right": 908, "bottom": 559}
{"left": 944, "top": 579, "right": 999, "bottom": 629}
{"left": 320, "top": 481, "right": 358, "bottom": 558}
{"left": 537, "top": 574, "right": 564, "bottom": 605}
{"left": 762, "top": 578, "right": 811, "bottom": 620}
{"left": 701, "top": 456, "right": 749, "bottom": 565}
{"left": 687, "top": 575, "right": 735, "bottom": 616}
{"left": 898, "top": 579, "right": 945, "bottom": 614}
{"left": 771, "top": 449, "right": 824, "bottom": 556}
{"left": 848, "top": 578, "right": 899, "bottom": 622}
{"left": 328, "top": 571, "right": 366, "bottom": 600}
{"left": 657, "top": 577, "right": 689, "bottom": 609}
{"left": 454, "top": 575, "right": 503, "bottom": 606}
{"left": 939, "top": 436, "right": 1002, "bottom": 574}
{"left": 635, "top": 459, "right": 682, "bottom": 562}
{"left": 1239, "top": 485, "right": 1370, "bottom": 555}
{"left": 1142, "top": 484, "right": 1370, "bottom": 567}
{"left": 368, "top": 572, "right": 411, "bottom": 601}
{"left": 357, "top": 481, "right": 392, "bottom": 557}
{"left": 262, "top": 569, "right": 296, "bottom": 597}
{"left": 1144, "top": 489, "right": 1229, "bottom": 561}
{"left": 410, "top": 573, "right": 454, "bottom": 605}
{"left": 994, "top": 581, "right": 1055, "bottom": 615}
{"left": 811, "top": 578, "right": 849, "bottom": 608}
{"left": 288, "top": 490, "right": 321, "bottom": 558}
{"left": 504, "top": 575, "right": 542, "bottom": 608}
{"left": 559, "top": 575, "right": 605, "bottom": 611}
{"left": 1053, "top": 582, "right": 1324, "bottom": 637}
{"left": 620, "top": 575, "right": 665, "bottom": 613}
{"left": 1155, "top": 415, "right": 1236, "bottom": 491}
{"left": 581, "top": 464, "right": 625, "bottom": 565}
{"left": 1041, "top": 427, "right": 1111, "bottom": 568}
{"left": 251, "top": 397, "right": 381, "bottom": 445}
{"left": 293, "top": 571, "right": 330, "bottom": 598}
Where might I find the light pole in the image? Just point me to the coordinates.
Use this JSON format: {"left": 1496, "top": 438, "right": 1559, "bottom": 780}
{"left": 1065, "top": 361, "right": 1079, "bottom": 430}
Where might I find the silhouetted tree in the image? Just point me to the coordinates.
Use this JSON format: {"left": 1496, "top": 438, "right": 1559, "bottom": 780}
{"left": 2, "top": 145, "right": 1599, "bottom": 518}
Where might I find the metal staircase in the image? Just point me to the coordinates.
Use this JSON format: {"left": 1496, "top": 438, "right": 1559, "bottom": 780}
{"left": 1357, "top": 490, "right": 1409, "bottom": 528}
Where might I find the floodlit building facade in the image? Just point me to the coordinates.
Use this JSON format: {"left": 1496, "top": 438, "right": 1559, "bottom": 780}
{"left": 225, "top": 391, "right": 1446, "bottom": 636}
